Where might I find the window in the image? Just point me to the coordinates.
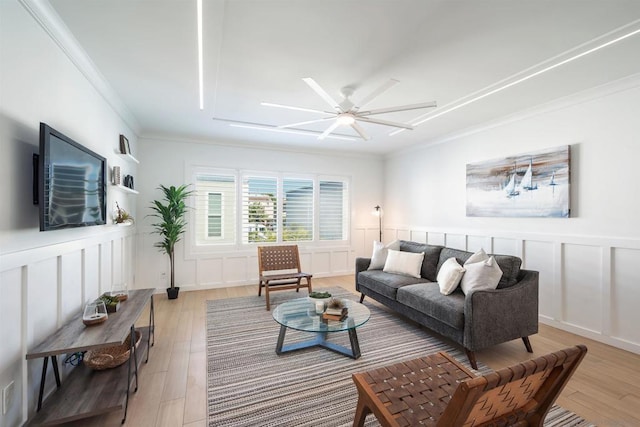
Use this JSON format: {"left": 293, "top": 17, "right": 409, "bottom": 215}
{"left": 194, "top": 174, "right": 236, "bottom": 245}
{"left": 283, "top": 178, "right": 313, "bottom": 241}
{"left": 192, "top": 167, "right": 349, "bottom": 247}
{"left": 319, "top": 180, "right": 348, "bottom": 240}
{"left": 207, "top": 192, "right": 222, "bottom": 237}
{"left": 242, "top": 176, "right": 277, "bottom": 243}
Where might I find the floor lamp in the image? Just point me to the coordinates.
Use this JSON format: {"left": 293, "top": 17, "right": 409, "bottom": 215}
{"left": 373, "top": 205, "right": 382, "bottom": 242}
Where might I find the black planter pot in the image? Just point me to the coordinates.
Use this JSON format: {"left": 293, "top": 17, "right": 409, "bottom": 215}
{"left": 166, "top": 287, "right": 180, "bottom": 299}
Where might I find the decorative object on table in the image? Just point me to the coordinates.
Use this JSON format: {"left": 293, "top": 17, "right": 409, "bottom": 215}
{"left": 466, "top": 145, "right": 570, "bottom": 218}
{"left": 114, "top": 201, "right": 134, "bottom": 225}
{"left": 82, "top": 300, "right": 108, "bottom": 326}
{"left": 83, "top": 330, "right": 142, "bottom": 370}
{"left": 372, "top": 205, "right": 383, "bottom": 241}
{"left": 119, "top": 134, "right": 130, "bottom": 155}
{"left": 322, "top": 297, "right": 348, "bottom": 321}
{"left": 109, "top": 284, "right": 129, "bottom": 301}
{"left": 99, "top": 294, "right": 121, "bottom": 313}
{"left": 112, "top": 166, "right": 121, "bottom": 185}
{"left": 308, "top": 291, "right": 331, "bottom": 302}
{"left": 149, "top": 184, "right": 193, "bottom": 300}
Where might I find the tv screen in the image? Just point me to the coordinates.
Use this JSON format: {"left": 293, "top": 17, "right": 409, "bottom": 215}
{"left": 39, "top": 123, "right": 107, "bottom": 231}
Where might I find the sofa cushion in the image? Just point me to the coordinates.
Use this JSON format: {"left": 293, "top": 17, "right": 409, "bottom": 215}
{"left": 383, "top": 249, "right": 424, "bottom": 278}
{"left": 437, "top": 248, "right": 521, "bottom": 289}
{"left": 358, "top": 270, "right": 430, "bottom": 300}
{"left": 460, "top": 256, "right": 503, "bottom": 295}
{"left": 368, "top": 240, "right": 401, "bottom": 270}
{"left": 399, "top": 241, "right": 443, "bottom": 282}
{"left": 397, "top": 283, "right": 466, "bottom": 330}
{"left": 437, "top": 257, "right": 465, "bottom": 295}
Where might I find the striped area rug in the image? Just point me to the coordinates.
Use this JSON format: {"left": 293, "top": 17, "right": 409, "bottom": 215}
{"left": 207, "top": 287, "right": 592, "bottom": 427}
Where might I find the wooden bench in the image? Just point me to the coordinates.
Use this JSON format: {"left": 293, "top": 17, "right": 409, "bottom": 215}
{"left": 352, "top": 345, "right": 587, "bottom": 427}
{"left": 258, "top": 245, "right": 312, "bottom": 310}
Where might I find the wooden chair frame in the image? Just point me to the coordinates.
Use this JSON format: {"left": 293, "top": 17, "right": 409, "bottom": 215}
{"left": 257, "top": 245, "right": 312, "bottom": 310}
{"left": 352, "top": 345, "right": 587, "bottom": 427}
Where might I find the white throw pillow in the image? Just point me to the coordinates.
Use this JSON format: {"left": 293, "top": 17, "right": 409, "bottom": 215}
{"left": 368, "top": 240, "right": 400, "bottom": 270}
{"left": 437, "top": 257, "right": 466, "bottom": 295}
{"left": 460, "top": 256, "right": 503, "bottom": 295}
{"left": 383, "top": 249, "right": 424, "bottom": 278}
{"left": 465, "top": 248, "right": 489, "bottom": 265}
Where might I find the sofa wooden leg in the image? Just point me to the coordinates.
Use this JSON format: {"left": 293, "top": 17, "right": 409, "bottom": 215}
{"left": 522, "top": 336, "right": 533, "bottom": 353}
{"left": 359, "top": 293, "right": 365, "bottom": 303}
{"left": 465, "top": 349, "right": 478, "bottom": 370}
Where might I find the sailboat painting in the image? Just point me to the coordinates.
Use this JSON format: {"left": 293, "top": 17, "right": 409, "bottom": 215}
{"left": 466, "top": 145, "right": 570, "bottom": 217}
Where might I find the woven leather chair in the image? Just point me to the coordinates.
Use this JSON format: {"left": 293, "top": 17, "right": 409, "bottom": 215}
{"left": 352, "top": 345, "right": 587, "bottom": 427}
{"left": 257, "top": 245, "right": 312, "bottom": 310}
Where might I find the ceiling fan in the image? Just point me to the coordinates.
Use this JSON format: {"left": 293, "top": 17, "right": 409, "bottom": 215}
{"left": 262, "top": 78, "right": 437, "bottom": 141}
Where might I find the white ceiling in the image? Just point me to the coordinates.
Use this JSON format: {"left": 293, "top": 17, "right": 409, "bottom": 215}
{"left": 48, "top": 0, "right": 640, "bottom": 155}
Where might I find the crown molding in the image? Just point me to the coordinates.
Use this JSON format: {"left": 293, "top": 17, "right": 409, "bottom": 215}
{"left": 19, "top": 0, "right": 141, "bottom": 135}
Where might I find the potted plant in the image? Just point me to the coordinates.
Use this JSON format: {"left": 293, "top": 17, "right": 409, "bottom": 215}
{"left": 149, "top": 184, "right": 192, "bottom": 299}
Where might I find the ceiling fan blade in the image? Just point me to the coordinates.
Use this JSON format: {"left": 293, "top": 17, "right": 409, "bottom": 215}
{"left": 279, "top": 117, "right": 335, "bottom": 129}
{"left": 302, "top": 78, "right": 341, "bottom": 111}
{"left": 357, "top": 116, "right": 414, "bottom": 130}
{"left": 358, "top": 101, "right": 437, "bottom": 116}
{"left": 318, "top": 120, "right": 341, "bottom": 140}
{"left": 351, "top": 122, "right": 370, "bottom": 141}
{"left": 355, "top": 79, "right": 399, "bottom": 110}
{"left": 261, "top": 102, "right": 333, "bottom": 115}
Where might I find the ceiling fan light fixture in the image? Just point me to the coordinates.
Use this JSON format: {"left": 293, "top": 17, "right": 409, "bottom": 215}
{"left": 337, "top": 113, "right": 355, "bottom": 126}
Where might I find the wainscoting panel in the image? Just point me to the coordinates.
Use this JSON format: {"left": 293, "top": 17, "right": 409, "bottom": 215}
{"left": 493, "top": 237, "right": 520, "bottom": 257}
{"left": 331, "top": 250, "right": 350, "bottom": 273}
{"left": 99, "top": 241, "right": 112, "bottom": 296}
{"left": 60, "top": 251, "right": 83, "bottom": 324}
{"left": 444, "top": 234, "right": 466, "bottom": 250}
{"left": 611, "top": 247, "right": 640, "bottom": 344}
{"left": 523, "top": 240, "right": 556, "bottom": 320}
{"left": 409, "top": 230, "right": 427, "bottom": 243}
{"left": 197, "top": 257, "right": 224, "bottom": 287}
{"left": 562, "top": 244, "right": 602, "bottom": 332}
{"left": 311, "top": 251, "right": 331, "bottom": 275}
{"left": 223, "top": 256, "right": 250, "bottom": 284}
{"left": 427, "top": 232, "right": 445, "bottom": 246}
{"left": 0, "top": 268, "right": 22, "bottom": 371}
{"left": 355, "top": 226, "right": 640, "bottom": 355}
{"left": 395, "top": 229, "right": 412, "bottom": 242}
{"left": 84, "top": 245, "right": 101, "bottom": 305}
{"left": 27, "top": 258, "right": 58, "bottom": 346}
{"left": 467, "top": 235, "right": 492, "bottom": 253}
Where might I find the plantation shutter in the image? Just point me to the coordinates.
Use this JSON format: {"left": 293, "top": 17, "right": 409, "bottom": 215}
{"left": 319, "top": 180, "right": 349, "bottom": 241}
{"left": 194, "top": 174, "right": 236, "bottom": 245}
{"left": 282, "top": 178, "right": 313, "bottom": 242}
{"left": 242, "top": 176, "right": 277, "bottom": 243}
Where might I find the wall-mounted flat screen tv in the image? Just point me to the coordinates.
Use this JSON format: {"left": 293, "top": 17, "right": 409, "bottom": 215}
{"left": 38, "top": 123, "right": 107, "bottom": 231}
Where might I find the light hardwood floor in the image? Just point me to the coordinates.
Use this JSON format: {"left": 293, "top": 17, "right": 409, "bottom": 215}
{"left": 68, "top": 275, "right": 640, "bottom": 426}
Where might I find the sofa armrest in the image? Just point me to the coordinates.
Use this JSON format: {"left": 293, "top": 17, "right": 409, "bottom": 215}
{"left": 463, "top": 269, "right": 539, "bottom": 351}
{"left": 355, "top": 257, "right": 371, "bottom": 292}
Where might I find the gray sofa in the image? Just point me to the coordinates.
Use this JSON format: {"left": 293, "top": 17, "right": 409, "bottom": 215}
{"left": 355, "top": 240, "right": 539, "bottom": 369}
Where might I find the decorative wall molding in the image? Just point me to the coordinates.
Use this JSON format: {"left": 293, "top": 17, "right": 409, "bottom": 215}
{"left": 18, "top": 0, "right": 140, "bottom": 134}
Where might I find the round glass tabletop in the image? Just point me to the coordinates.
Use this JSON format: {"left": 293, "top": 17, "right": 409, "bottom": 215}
{"left": 272, "top": 297, "right": 370, "bottom": 333}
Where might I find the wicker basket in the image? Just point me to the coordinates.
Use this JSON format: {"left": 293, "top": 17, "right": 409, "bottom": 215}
{"left": 84, "top": 330, "right": 141, "bottom": 370}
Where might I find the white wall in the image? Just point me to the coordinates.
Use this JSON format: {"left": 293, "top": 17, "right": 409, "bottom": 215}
{"left": 383, "top": 75, "right": 640, "bottom": 355}
{"left": 135, "top": 137, "right": 384, "bottom": 292}
{"left": 0, "top": 1, "right": 138, "bottom": 425}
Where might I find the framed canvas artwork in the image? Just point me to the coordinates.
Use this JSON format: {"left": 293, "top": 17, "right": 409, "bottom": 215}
{"left": 466, "top": 145, "right": 570, "bottom": 218}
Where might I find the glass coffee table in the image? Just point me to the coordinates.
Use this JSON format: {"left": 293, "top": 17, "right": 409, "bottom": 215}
{"left": 272, "top": 298, "right": 370, "bottom": 359}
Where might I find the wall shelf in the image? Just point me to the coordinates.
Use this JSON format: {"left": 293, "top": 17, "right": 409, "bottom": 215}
{"left": 113, "top": 150, "right": 139, "bottom": 164}
{"left": 113, "top": 184, "right": 139, "bottom": 195}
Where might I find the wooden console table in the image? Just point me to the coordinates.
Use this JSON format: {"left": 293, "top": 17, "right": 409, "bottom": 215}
{"left": 25, "top": 288, "right": 155, "bottom": 425}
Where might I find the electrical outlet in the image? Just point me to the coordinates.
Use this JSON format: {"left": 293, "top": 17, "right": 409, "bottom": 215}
{"left": 2, "top": 381, "right": 14, "bottom": 415}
